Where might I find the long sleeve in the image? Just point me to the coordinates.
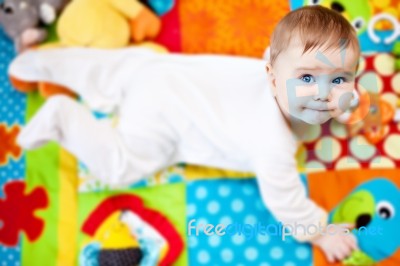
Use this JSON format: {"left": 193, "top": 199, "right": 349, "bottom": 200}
{"left": 252, "top": 152, "right": 328, "bottom": 243}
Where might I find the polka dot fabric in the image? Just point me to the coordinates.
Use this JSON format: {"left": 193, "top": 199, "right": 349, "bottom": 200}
{"left": 299, "top": 53, "right": 400, "bottom": 173}
{"left": 0, "top": 247, "right": 21, "bottom": 266}
{"left": 0, "top": 29, "right": 25, "bottom": 265}
{"left": 187, "top": 178, "right": 312, "bottom": 265}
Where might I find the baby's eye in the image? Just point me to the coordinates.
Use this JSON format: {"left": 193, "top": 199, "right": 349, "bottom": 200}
{"left": 332, "top": 77, "right": 346, "bottom": 84}
{"left": 300, "top": 74, "right": 315, "bottom": 83}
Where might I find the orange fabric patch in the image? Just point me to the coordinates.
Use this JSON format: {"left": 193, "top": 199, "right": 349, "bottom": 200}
{"left": 0, "top": 124, "right": 22, "bottom": 166}
{"left": 179, "top": 0, "right": 289, "bottom": 58}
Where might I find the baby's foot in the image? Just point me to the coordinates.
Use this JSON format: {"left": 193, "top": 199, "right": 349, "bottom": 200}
{"left": 17, "top": 96, "right": 68, "bottom": 149}
{"left": 8, "top": 49, "right": 44, "bottom": 82}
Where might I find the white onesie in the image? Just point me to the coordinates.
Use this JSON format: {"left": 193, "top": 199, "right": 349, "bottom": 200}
{"left": 9, "top": 47, "right": 328, "bottom": 242}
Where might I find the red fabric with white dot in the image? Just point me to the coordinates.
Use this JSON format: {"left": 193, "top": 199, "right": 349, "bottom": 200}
{"left": 300, "top": 53, "right": 400, "bottom": 172}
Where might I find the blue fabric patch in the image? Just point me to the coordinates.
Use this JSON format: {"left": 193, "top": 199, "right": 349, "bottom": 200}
{"left": 0, "top": 28, "right": 25, "bottom": 266}
{"left": 186, "top": 178, "right": 312, "bottom": 265}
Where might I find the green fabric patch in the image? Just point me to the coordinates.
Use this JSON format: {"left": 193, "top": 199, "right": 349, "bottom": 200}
{"left": 22, "top": 92, "right": 61, "bottom": 266}
{"left": 77, "top": 182, "right": 188, "bottom": 265}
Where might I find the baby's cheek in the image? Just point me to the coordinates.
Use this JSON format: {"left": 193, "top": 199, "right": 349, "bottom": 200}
{"left": 288, "top": 102, "right": 307, "bottom": 117}
{"left": 289, "top": 93, "right": 310, "bottom": 110}
{"left": 336, "top": 89, "right": 354, "bottom": 113}
{"left": 295, "top": 85, "right": 318, "bottom": 98}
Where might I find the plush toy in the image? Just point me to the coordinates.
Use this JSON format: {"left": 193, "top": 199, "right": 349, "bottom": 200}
{"left": 368, "top": 13, "right": 399, "bottom": 45}
{"left": 8, "top": 0, "right": 163, "bottom": 98}
{"left": 329, "top": 178, "right": 400, "bottom": 265}
{"left": 0, "top": 0, "right": 68, "bottom": 52}
{"left": 305, "top": 0, "right": 372, "bottom": 34}
{"left": 55, "top": 0, "right": 161, "bottom": 48}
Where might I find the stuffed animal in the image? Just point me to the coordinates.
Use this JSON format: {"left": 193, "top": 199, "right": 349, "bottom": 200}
{"left": 56, "top": 0, "right": 160, "bottom": 48}
{"left": 329, "top": 178, "right": 400, "bottom": 265}
{"left": 304, "top": 0, "right": 372, "bottom": 34}
{"left": 0, "top": 0, "right": 68, "bottom": 52}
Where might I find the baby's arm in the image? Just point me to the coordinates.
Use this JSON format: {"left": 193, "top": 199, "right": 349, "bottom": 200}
{"left": 253, "top": 155, "right": 327, "bottom": 241}
{"left": 253, "top": 154, "right": 358, "bottom": 262}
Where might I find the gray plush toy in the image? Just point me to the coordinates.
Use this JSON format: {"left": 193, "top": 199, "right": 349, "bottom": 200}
{"left": 0, "top": 0, "right": 68, "bottom": 52}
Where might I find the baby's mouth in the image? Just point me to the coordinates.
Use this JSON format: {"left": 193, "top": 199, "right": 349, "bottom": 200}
{"left": 303, "top": 107, "right": 334, "bottom": 112}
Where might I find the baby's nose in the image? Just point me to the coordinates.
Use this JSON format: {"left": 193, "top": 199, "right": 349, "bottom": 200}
{"left": 313, "top": 83, "right": 332, "bottom": 101}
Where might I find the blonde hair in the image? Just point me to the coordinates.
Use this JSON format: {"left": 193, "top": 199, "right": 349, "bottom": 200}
{"left": 270, "top": 5, "right": 360, "bottom": 66}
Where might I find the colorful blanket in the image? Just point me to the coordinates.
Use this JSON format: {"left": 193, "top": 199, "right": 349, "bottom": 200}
{"left": 1, "top": 0, "right": 400, "bottom": 265}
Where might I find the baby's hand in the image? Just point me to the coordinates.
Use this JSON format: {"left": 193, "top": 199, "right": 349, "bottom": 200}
{"left": 311, "top": 226, "right": 359, "bottom": 263}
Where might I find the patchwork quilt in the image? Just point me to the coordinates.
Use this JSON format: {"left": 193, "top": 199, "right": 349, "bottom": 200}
{"left": 1, "top": 0, "right": 399, "bottom": 265}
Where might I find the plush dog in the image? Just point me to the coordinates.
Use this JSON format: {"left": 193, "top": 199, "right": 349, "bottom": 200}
{"left": 330, "top": 178, "right": 400, "bottom": 264}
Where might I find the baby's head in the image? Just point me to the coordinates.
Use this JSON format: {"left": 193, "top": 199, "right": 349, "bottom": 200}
{"left": 266, "top": 5, "right": 360, "bottom": 125}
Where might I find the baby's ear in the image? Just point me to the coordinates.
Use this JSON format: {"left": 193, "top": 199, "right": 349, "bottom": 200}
{"left": 265, "top": 63, "right": 277, "bottom": 97}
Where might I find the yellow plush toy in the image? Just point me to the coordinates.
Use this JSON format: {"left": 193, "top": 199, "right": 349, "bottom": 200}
{"left": 57, "top": 0, "right": 161, "bottom": 48}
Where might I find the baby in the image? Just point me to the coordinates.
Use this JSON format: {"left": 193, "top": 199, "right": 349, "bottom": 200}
{"left": 9, "top": 5, "right": 360, "bottom": 263}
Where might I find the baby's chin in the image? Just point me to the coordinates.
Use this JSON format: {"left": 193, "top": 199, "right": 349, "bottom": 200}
{"left": 303, "top": 117, "right": 332, "bottom": 125}
{"left": 295, "top": 110, "right": 333, "bottom": 125}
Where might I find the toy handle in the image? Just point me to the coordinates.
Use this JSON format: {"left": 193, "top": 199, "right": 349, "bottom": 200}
{"left": 367, "top": 13, "right": 400, "bottom": 45}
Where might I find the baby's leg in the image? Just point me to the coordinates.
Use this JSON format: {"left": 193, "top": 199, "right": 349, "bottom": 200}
{"left": 18, "top": 95, "right": 175, "bottom": 187}
{"left": 9, "top": 48, "right": 139, "bottom": 113}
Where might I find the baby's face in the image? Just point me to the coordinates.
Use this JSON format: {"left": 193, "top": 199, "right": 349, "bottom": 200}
{"left": 269, "top": 38, "right": 359, "bottom": 125}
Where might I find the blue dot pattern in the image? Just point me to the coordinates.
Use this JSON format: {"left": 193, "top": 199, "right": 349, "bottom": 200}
{"left": 0, "top": 28, "right": 25, "bottom": 265}
{"left": 187, "top": 178, "right": 313, "bottom": 265}
{"left": 0, "top": 246, "right": 21, "bottom": 266}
